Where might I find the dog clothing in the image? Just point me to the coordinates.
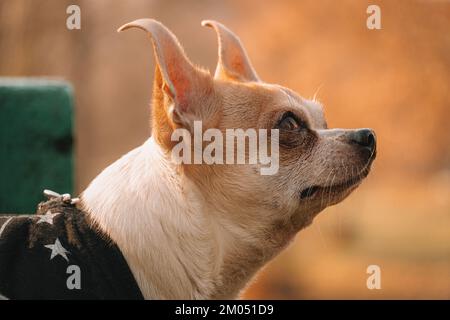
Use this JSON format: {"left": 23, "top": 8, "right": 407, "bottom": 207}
{"left": 0, "top": 197, "right": 143, "bottom": 299}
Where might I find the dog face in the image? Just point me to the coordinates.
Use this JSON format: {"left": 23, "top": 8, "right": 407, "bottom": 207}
{"left": 119, "top": 19, "right": 376, "bottom": 248}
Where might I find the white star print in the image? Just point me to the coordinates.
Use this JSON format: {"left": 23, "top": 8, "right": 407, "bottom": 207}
{"left": 37, "top": 210, "right": 61, "bottom": 225}
{"left": 45, "top": 238, "right": 70, "bottom": 262}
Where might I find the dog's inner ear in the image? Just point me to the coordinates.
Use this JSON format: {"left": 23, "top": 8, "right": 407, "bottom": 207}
{"left": 119, "top": 19, "right": 211, "bottom": 130}
{"left": 202, "top": 20, "right": 259, "bottom": 82}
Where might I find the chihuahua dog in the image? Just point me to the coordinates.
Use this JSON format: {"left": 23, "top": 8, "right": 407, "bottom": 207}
{"left": 81, "top": 19, "right": 376, "bottom": 299}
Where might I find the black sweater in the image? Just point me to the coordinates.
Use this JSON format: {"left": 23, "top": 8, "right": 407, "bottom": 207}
{"left": 0, "top": 197, "right": 143, "bottom": 299}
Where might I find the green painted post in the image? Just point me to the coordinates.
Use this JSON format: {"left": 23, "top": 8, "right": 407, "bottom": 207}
{"left": 0, "top": 78, "right": 74, "bottom": 214}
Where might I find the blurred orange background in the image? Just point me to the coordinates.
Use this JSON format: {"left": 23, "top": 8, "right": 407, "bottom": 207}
{"left": 0, "top": 0, "right": 449, "bottom": 299}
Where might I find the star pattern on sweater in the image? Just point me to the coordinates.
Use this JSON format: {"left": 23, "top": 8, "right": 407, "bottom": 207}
{"left": 45, "top": 238, "right": 70, "bottom": 262}
{"left": 37, "top": 210, "right": 61, "bottom": 225}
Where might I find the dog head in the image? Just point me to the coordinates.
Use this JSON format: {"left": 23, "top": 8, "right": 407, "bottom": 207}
{"left": 118, "top": 19, "right": 376, "bottom": 246}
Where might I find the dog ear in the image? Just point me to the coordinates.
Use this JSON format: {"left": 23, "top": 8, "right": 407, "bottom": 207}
{"left": 118, "top": 19, "right": 211, "bottom": 127}
{"left": 202, "top": 20, "right": 259, "bottom": 82}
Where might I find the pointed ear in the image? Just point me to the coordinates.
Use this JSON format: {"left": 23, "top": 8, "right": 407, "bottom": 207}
{"left": 202, "top": 20, "right": 259, "bottom": 82}
{"left": 118, "top": 19, "right": 211, "bottom": 126}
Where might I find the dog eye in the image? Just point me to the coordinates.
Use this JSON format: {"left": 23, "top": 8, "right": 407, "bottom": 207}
{"left": 277, "top": 113, "right": 303, "bottom": 131}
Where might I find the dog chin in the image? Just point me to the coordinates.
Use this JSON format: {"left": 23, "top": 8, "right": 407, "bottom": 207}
{"left": 327, "top": 180, "right": 362, "bottom": 206}
{"left": 299, "top": 167, "right": 371, "bottom": 206}
{"left": 293, "top": 179, "right": 362, "bottom": 228}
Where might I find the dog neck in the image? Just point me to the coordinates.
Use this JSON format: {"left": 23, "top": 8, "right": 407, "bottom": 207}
{"left": 81, "top": 137, "right": 269, "bottom": 299}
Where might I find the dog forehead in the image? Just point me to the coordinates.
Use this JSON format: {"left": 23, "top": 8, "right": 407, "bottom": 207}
{"left": 216, "top": 80, "right": 326, "bottom": 128}
{"left": 274, "top": 85, "right": 321, "bottom": 110}
{"left": 259, "top": 84, "right": 323, "bottom": 116}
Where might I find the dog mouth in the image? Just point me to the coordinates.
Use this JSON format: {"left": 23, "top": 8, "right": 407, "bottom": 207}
{"left": 299, "top": 185, "right": 321, "bottom": 199}
{"left": 299, "top": 170, "right": 369, "bottom": 200}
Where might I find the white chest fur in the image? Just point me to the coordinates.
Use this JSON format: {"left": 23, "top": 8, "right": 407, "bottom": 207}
{"left": 82, "top": 138, "right": 224, "bottom": 299}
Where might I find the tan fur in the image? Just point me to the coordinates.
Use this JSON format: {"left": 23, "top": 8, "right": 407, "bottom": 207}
{"left": 81, "top": 19, "right": 376, "bottom": 299}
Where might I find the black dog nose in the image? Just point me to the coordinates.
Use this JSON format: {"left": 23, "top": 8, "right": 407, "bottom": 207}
{"left": 349, "top": 129, "right": 376, "bottom": 152}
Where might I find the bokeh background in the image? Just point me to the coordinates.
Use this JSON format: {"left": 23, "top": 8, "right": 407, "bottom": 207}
{"left": 0, "top": 0, "right": 449, "bottom": 299}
